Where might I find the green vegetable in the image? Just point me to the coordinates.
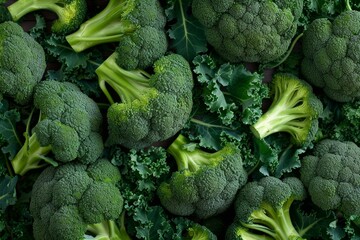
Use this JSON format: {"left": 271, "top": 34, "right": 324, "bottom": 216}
{"left": 96, "top": 53, "right": 194, "bottom": 149}
{"left": 30, "top": 159, "right": 127, "bottom": 240}
{"left": 157, "top": 134, "right": 247, "bottom": 219}
{"left": 250, "top": 73, "right": 323, "bottom": 146}
{"left": 301, "top": 8, "right": 360, "bottom": 102}
{"left": 0, "top": 0, "right": 87, "bottom": 34}
{"left": 227, "top": 176, "right": 306, "bottom": 240}
{"left": 300, "top": 139, "right": 360, "bottom": 217}
{"left": 191, "top": 0, "right": 303, "bottom": 63}
{"left": 66, "top": 0, "right": 167, "bottom": 70}
{"left": 0, "top": 21, "right": 46, "bottom": 105}
{"left": 10, "top": 81, "right": 104, "bottom": 175}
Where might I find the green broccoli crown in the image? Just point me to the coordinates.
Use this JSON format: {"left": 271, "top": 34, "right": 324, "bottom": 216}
{"left": 157, "top": 134, "right": 248, "bottom": 219}
{"left": 0, "top": 21, "right": 46, "bottom": 105}
{"left": 232, "top": 176, "right": 306, "bottom": 240}
{"left": 192, "top": 0, "right": 303, "bottom": 63}
{"left": 10, "top": 81, "right": 104, "bottom": 175}
{"left": 30, "top": 159, "right": 124, "bottom": 240}
{"left": 300, "top": 139, "right": 360, "bottom": 217}
{"left": 96, "top": 53, "right": 194, "bottom": 149}
{"left": 250, "top": 73, "right": 323, "bottom": 146}
{"left": 65, "top": 0, "right": 168, "bottom": 68}
{"left": 6, "top": 0, "right": 87, "bottom": 34}
{"left": 301, "top": 10, "right": 360, "bottom": 102}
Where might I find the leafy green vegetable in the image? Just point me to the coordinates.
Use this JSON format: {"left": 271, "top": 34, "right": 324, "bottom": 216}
{"left": 165, "top": 0, "right": 207, "bottom": 61}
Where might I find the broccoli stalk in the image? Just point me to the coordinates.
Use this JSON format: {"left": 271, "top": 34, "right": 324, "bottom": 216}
{"left": 167, "top": 134, "right": 224, "bottom": 172}
{"left": 11, "top": 132, "right": 54, "bottom": 176}
{"left": 66, "top": 0, "right": 137, "bottom": 52}
{"left": 86, "top": 214, "right": 131, "bottom": 240}
{"left": 4, "top": 0, "right": 86, "bottom": 34}
{"left": 250, "top": 73, "right": 323, "bottom": 146}
{"left": 228, "top": 177, "right": 307, "bottom": 240}
{"left": 10, "top": 112, "right": 57, "bottom": 176}
{"left": 96, "top": 53, "right": 152, "bottom": 105}
{"left": 241, "top": 200, "right": 302, "bottom": 240}
{"left": 157, "top": 134, "right": 247, "bottom": 219}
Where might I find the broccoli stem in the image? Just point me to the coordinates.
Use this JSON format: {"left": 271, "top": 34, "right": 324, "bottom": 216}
{"left": 96, "top": 53, "right": 152, "bottom": 104}
{"left": 10, "top": 133, "right": 53, "bottom": 176}
{"left": 250, "top": 79, "right": 311, "bottom": 143}
{"left": 167, "top": 134, "right": 223, "bottom": 172}
{"left": 66, "top": 0, "right": 138, "bottom": 52}
{"left": 243, "top": 201, "right": 303, "bottom": 240}
{"left": 7, "top": 0, "right": 66, "bottom": 21}
{"left": 345, "top": 0, "right": 352, "bottom": 11}
{"left": 86, "top": 218, "right": 131, "bottom": 240}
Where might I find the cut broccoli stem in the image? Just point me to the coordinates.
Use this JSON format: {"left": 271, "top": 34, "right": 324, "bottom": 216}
{"left": 10, "top": 133, "right": 53, "bottom": 176}
{"left": 167, "top": 134, "right": 223, "bottom": 172}
{"left": 7, "top": 0, "right": 72, "bottom": 21}
{"left": 243, "top": 200, "right": 303, "bottom": 240}
{"left": 86, "top": 218, "right": 131, "bottom": 240}
{"left": 250, "top": 78, "right": 311, "bottom": 143}
{"left": 66, "top": 0, "right": 138, "bottom": 52}
{"left": 96, "top": 53, "right": 152, "bottom": 104}
{"left": 345, "top": 0, "right": 352, "bottom": 11}
{"left": 236, "top": 227, "right": 275, "bottom": 240}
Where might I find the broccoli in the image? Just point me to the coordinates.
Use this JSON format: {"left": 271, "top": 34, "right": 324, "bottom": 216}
{"left": 0, "top": 21, "right": 46, "bottom": 105}
{"left": 96, "top": 53, "right": 194, "bottom": 149}
{"left": 157, "top": 134, "right": 248, "bottom": 219}
{"left": 10, "top": 81, "right": 104, "bottom": 175}
{"left": 300, "top": 139, "right": 360, "bottom": 217}
{"left": 250, "top": 73, "right": 323, "bottom": 146}
{"left": 226, "top": 176, "right": 306, "bottom": 240}
{"left": 65, "top": 0, "right": 167, "bottom": 70}
{"left": 184, "top": 223, "right": 218, "bottom": 240}
{"left": 29, "top": 159, "right": 129, "bottom": 240}
{"left": 301, "top": 6, "right": 360, "bottom": 102}
{"left": 191, "top": 0, "right": 303, "bottom": 63}
{"left": 0, "top": 0, "right": 86, "bottom": 34}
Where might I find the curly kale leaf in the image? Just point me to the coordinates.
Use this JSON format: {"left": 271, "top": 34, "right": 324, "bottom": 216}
{"left": 165, "top": 0, "right": 207, "bottom": 61}
{"left": 192, "top": 55, "right": 268, "bottom": 126}
{"left": 0, "top": 100, "right": 21, "bottom": 160}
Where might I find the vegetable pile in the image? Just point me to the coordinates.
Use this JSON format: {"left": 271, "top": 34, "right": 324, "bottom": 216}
{"left": 2, "top": 0, "right": 360, "bottom": 239}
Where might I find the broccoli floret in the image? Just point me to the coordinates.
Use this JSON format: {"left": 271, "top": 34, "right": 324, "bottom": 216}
{"left": 1, "top": 0, "right": 86, "bottom": 34}
{"left": 300, "top": 139, "right": 360, "bottom": 217}
{"left": 250, "top": 73, "right": 323, "bottom": 146}
{"left": 191, "top": 0, "right": 303, "bottom": 63}
{"left": 30, "top": 159, "right": 129, "bottom": 240}
{"left": 226, "top": 176, "right": 306, "bottom": 240}
{"left": 301, "top": 9, "right": 360, "bottom": 102}
{"left": 65, "top": 0, "right": 167, "bottom": 70}
{"left": 96, "top": 53, "right": 193, "bottom": 149}
{"left": 10, "top": 81, "right": 104, "bottom": 175}
{"left": 157, "top": 134, "right": 248, "bottom": 219}
{"left": 0, "top": 21, "right": 46, "bottom": 105}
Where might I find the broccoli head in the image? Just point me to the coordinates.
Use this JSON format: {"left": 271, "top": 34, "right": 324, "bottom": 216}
{"left": 157, "top": 134, "right": 248, "bottom": 219}
{"left": 10, "top": 81, "right": 104, "bottom": 175}
{"left": 66, "top": 0, "right": 167, "bottom": 70}
{"left": 300, "top": 139, "right": 360, "bottom": 217}
{"left": 250, "top": 73, "right": 323, "bottom": 146}
{"left": 227, "top": 176, "right": 306, "bottom": 240}
{"left": 30, "top": 159, "right": 127, "bottom": 240}
{"left": 96, "top": 53, "right": 194, "bottom": 149}
{"left": 1, "top": 0, "right": 87, "bottom": 34}
{"left": 192, "top": 0, "right": 303, "bottom": 63}
{"left": 301, "top": 10, "right": 360, "bottom": 102}
{"left": 0, "top": 21, "right": 46, "bottom": 105}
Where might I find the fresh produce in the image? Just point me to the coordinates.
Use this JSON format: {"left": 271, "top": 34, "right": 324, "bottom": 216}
{"left": 2, "top": 0, "right": 360, "bottom": 239}
{"left": 0, "top": 0, "right": 87, "bottom": 34}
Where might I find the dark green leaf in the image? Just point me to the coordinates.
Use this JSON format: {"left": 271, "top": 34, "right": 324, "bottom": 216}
{"left": 0, "top": 176, "right": 18, "bottom": 212}
{"left": 166, "top": 0, "right": 207, "bottom": 61}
